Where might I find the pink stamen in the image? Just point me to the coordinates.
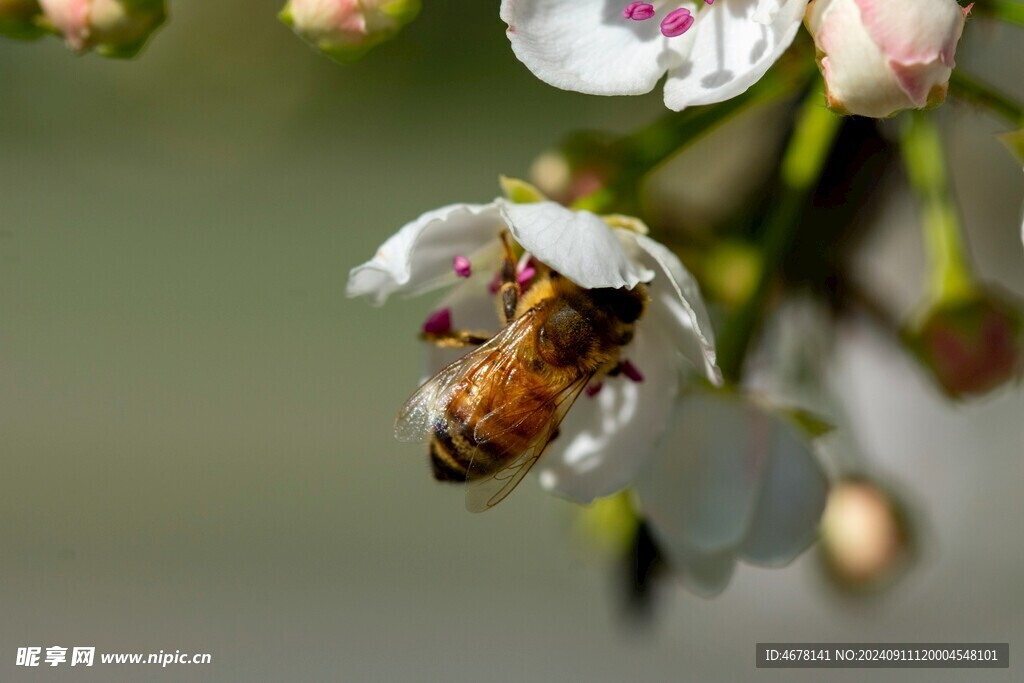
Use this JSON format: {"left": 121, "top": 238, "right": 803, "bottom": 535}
{"left": 422, "top": 308, "right": 452, "bottom": 335}
{"left": 661, "top": 8, "right": 694, "bottom": 37}
{"left": 585, "top": 382, "right": 603, "bottom": 398}
{"left": 489, "top": 255, "right": 540, "bottom": 294}
{"left": 705, "top": 0, "right": 714, "bottom": 4}
{"left": 622, "top": 2, "right": 655, "bottom": 20}
{"left": 452, "top": 255, "right": 472, "bottom": 278}
{"left": 620, "top": 359, "right": 644, "bottom": 383}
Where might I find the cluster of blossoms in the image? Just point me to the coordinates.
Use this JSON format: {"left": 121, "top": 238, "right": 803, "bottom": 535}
{"left": 8, "top": 0, "right": 1017, "bottom": 602}
{"left": 1, "top": 0, "right": 976, "bottom": 122}
{"left": 501, "top": 0, "right": 971, "bottom": 116}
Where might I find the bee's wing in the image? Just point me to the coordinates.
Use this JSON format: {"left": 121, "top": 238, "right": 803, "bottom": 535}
{"left": 393, "top": 310, "right": 539, "bottom": 443}
{"left": 464, "top": 372, "right": 592, "bottom": 513}
{"left": 394, "top": 358, "right": 467, "bottom": 443}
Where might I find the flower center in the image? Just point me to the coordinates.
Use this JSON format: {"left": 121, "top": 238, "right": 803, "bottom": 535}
{"left": 621, "top": 1, "right": 714, "bottom": 38}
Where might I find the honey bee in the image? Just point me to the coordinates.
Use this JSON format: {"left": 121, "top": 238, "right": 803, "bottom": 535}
{"left": 395, "top": 232, "right": 646, "bottom": 511}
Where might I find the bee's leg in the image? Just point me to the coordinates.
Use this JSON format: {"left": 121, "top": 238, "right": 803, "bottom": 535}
{"left": 420, "top": 330, "right": 491, "bottom": 347}
{"left": 498, "top": 230, "right": 519, "bottom": 325}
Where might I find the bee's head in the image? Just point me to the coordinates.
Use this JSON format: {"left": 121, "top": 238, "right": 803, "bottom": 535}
{"left": 587, "top": 286, "right": 646, "bottom": 324}
{"left": 537, "top": 300, "right": 596, "bottom": 367}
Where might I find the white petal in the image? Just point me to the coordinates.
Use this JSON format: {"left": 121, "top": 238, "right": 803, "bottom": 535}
{"left": 347, "top": 203, "right": 503, "bottom": 304}
{"left": 752, "top": 0, "right": 782, "bottom": 24}
{"left": 634, "top": 392, "right": 768, "bottom": 555}
{"left": 500, "top": 0, "right": 670, "bottom": 96}
{"left": 663, "top": 0, "right": 808, "bottom": 110}
{"left": 738, "top": 411, "right": 830, "bottom": 566}
{"left": 499, "top": 200, "right": 655, "bottom": 289}
{"left": 537, "top": 322, "right": 680, "bottom": 503}
{"left": 622, "top": 232, "right": 721, "bottom": 384}
{"left": 854, "top": 0, "right": 965, "bottom": 67}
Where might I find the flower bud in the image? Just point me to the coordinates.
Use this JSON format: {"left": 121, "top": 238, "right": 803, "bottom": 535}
{"left": 0, "top": 0, "right": 44, "bottom": 39}
{"left": 279, "top": 0, "right": 420, "bottom": 64}
{"left": 38, "top": 0, "right": 165, "bottom": 58}
{"left": 904, "top": 290, "right": 1024, "bottom": 399}
{"left": 805, "top": 0, "right": 970, "bottom": 118}
{"left": 818, "top": 479, "right": 913, "bottom": 592}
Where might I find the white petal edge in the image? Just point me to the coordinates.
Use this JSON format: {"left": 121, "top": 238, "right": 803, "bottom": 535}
{"left": 500, "top": 0, "right": 671, "bottom": 96}
{"left": 347, "top": 202, "right": 504, "bottom": 304}
{"left": 738, "top": 409, "right": 830, "bottom": 566}
{"left": 663, "top": 0, "right": 808, "bottom": 110}
{"left": 622, "top": 231, "right": 722, "bottom": 385}
{"left": 499, "top": 200, "right": 655, "bottom": 289}
{"left": 655, "top": 538, "right": 738, "bottom": 598}
{"left": 537, "top": 321, "right": 680, "bottom": 503}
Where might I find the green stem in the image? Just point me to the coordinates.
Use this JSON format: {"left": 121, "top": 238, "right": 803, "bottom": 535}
{"left": 900, "top": 111, "right": 976, "bottom": 304}
{"left": 977, "top": 0, "right": 1024, "bottom": 29}
{"left": 716, "top": 91, "right": 842, "bottom": 383}
{"left": 572, "top": 67, "right": 810, "bottom": 214}
{"left": 949, "top": 69, "right": 1024, "bottom": 126}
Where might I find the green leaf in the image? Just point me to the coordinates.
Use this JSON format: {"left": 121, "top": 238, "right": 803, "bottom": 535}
{"left": 499, "top": 176, "right": 547, "bottom": 204}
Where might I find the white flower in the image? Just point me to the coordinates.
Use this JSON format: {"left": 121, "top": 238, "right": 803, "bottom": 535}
{"left": 347, "top": 195, "right": 721, "bottom": 503}
{"left": 499, "top": 0, "right": 810, "bottom": 111}
{"left": 632, "top": 390, "right": 829, "bottom": 596}
{"left": 805, "top": 0, "right": 970, "bottom": 118}
{"left": 39, "top": 0, "right": 165, "bottom": 57}
{"left": 348, "top": 195, "right": 830, "bottom": 593}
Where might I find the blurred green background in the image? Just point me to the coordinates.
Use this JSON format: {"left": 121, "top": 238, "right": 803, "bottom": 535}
{"left": 1, "top": 2, "right": 1022, "bottom": 681}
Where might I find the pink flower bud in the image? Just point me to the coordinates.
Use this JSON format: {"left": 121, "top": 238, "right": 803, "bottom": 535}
{"left": 905, "top": 291, "right": 1023, "bottom": 399}
{"left": 280, "top": 0, "right": 420, "bottom": 64}
{"left": 819, "top": 479, "right": 914, "bottom": 592}
{"left": 805, "top": 0, "right": 970, "bottom": 118}
{"left": 38, "top": 0, "right": 165, "bottom": 58}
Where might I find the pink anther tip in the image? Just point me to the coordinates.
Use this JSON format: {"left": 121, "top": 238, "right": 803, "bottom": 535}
{"left": 622, "top": 2, "right": 655, "bottom": 20}
{"left": 452, "top": 255, "right": 472, "bottom": 278}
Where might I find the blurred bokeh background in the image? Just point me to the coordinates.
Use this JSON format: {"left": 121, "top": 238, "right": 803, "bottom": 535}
{"left": 1, "top": 2, "right": 1022, "bottom": 681}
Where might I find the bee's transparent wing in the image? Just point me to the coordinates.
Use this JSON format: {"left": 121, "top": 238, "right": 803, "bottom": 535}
{"left": 394, "top": 360, "right": 467, "bottom": 443}
{"left": 464, "top": 373, "right": 591, "bottom": 513}
{"left": 393, "top": 310, "right": 538, "bottom": 443}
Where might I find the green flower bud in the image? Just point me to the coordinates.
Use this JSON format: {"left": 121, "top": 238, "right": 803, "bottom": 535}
{"left": 279, "top": 0, "right": 420, "bottom": 64}
{"left": 904, "top": 289, "right": 1024, "bottom": 399}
